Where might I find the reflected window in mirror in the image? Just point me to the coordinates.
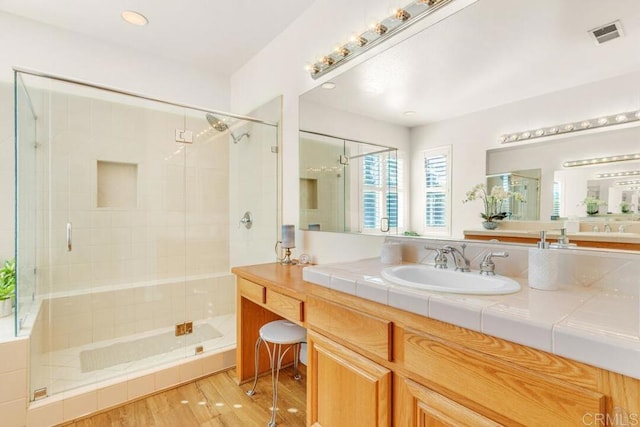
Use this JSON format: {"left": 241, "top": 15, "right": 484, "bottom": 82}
{"left": 422, "top": 145, "right": 451, "bottom": 235}
{"left": 299, "top": 130, "right": 403, "bottom": 234}
{"left": 361, "top": 149, "right": 401, "bottom": 233}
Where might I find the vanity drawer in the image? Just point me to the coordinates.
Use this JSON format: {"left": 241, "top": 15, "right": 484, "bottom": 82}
{"left": 266, "top": 289, "right": 304, "bottom": 322}
{"left": 238, "top": 277, "right": 265, "bottom": 304}
{"left": 403, "top": 328, "right": 605, "bottom": 426}
{"left": 307, "top": 297, "right": 392, "bottom": 361}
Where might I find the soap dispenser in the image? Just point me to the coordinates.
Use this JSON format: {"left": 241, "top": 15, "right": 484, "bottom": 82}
{"left": 528, "top": 231, "right": 559, "bottom": 290}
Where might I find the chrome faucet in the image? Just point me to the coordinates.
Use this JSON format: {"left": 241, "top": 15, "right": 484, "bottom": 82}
{"left": 433, "top": 248, "right": 449, "bottom": 269}
{"left": 604, "top": 223, "right": 612, "bottom": 233}
{"left": 619, "top": 224, "right": 627, "bottom": 233}
{"left": 442, "top": 244, "right": 471, "bottom": 272}
{"left": 592, "top": 224, "right": 599, "bottom": 232}
{"left": 479, "top": 252, "right": 509, "bottom": 276}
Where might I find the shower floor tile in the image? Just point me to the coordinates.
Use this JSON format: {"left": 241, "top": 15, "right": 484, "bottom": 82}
{"left": 38, "top": 313, "right": 235, "bottom": 396}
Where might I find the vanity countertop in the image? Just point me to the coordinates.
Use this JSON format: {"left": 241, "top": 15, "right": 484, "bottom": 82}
{"left": 303, "top": 258, "right": 640, "bottom": 380}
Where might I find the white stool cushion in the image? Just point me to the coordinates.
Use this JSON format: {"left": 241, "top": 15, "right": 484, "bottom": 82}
{"left": 259, "top": 320, "right": 306, "bottom": 345}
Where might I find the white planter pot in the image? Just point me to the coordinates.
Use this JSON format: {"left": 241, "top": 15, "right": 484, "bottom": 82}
{"left": 0, "top": 298, "right": 12, "bottom": 317}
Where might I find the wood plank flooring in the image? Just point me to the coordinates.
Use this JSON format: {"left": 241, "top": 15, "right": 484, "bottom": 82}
{"left": 62, "top": 366, "right": 306, "bottom": 427}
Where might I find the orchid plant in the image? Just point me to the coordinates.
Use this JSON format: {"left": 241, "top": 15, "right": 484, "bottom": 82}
{"left": 581, "top": 196, "right": 606, "bottom": 215}
{"left": 463, "top": 183, "right": 525, "bottom": 222}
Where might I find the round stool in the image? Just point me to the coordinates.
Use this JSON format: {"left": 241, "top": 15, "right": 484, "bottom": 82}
{"left": 246, "top": 319, "right": 306, "bottom": 427}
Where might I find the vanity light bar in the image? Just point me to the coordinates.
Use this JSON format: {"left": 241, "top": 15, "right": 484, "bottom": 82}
{"left": 307, "top": 0, "right": 453, "bottom": 79}
{"left": 562, "top": 153, "right": 640, "bottom": 168}
{"left": 499, "top": 110, "right": 640, "bottom": 144}
{"left": 616, "top": 180, "right": 640, "bottom": 186}
{"left": 595, "top": 170, "right": 640, "bottom": 179}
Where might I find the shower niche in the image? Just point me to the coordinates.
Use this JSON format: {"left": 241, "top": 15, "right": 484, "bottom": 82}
{"left": 97, "top": 160, "right": 138, "bottom": 208}
{"left": 14, "top": 70, "right": 280, "bottom": 405}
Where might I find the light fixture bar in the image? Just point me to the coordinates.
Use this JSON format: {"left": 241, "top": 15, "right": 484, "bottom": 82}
{"left": 500, "top": 110, "right": 640, "bottom": 144}
{"left": 595, "top": 170, "right": 640, "bottom": 179}
{"left": 562, "top": 153, "right": 640, "bottom": 168}
{"left": 616, "top": 180, "right": 640, "bottom": 186}
{"left": 307, "top": 0, "right": 453, "bottom": 79}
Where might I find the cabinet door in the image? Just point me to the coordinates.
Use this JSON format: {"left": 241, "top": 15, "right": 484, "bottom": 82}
{"left": 395, "top": 376, "right": 503, "bottom": 427}
{"left": 308, "top": 331, "right": 391, "bottom": 427}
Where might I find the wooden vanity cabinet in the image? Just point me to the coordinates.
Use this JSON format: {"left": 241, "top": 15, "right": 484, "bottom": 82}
{"left": 394, "top": 376, "right": 503, "bottom": 427}
{"left": 233, "top": 265, "right": 640, "bottom": 427}
{"left": 307, "top": 330, "right": 391, "bottom": 427}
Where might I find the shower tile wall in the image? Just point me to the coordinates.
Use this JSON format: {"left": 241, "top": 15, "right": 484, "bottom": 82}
{"left": 37, "top": 275, "right": 235, "bottom": 352}
{"left": 30, "top": 88, "right": 232, "bottom": 343}
{"left": 299, "top": 138, "right": 346, "bottom": 232}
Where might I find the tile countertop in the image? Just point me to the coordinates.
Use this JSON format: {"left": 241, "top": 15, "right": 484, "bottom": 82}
{"left": 302, "top": 258, "right": 640, "bottom": 380}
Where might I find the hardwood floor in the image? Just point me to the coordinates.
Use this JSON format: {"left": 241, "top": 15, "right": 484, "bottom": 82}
{"left": 62, "top": 366, "right": 306, "bottom": 427}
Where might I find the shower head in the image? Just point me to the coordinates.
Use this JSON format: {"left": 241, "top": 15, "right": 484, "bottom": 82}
{"left": 231, "top": 132, "right": 250, "bottom": 144}
{"left": 206, "top": 113, "right": 229, "bottom": 132}
{"left": 205, "top": 113, "right": 250, "bottom": 144}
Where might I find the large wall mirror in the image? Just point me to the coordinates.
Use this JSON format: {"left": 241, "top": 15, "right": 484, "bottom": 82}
{"left": 299, "top": 0, "right": 640, "bottom": 246}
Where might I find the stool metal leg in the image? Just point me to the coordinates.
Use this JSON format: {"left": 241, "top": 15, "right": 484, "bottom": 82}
{"left": 269, "top": 343, "right": 296, "bottom": 427}
{"left": 246, "top": 336, "right": 263, "bottom": 397}
{"left": 292, "top": 343, "right": 302, "bottom": 381}
{"left": 245, "top": 333, "right": 304, "bottom": 426}
{"left": 268, "top": 343, "right": 282, "bottom": 427}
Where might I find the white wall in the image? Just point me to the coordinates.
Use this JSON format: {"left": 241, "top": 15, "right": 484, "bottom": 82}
{"left": 0, "top": 12, "right": 229, "bottom": 107}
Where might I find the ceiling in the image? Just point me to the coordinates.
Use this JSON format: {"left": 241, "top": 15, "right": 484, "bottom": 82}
{"left": 302, "top": 0, "right": 640, "bottom": 127}
{"left": 0, "top": 0, "right": 316, "bottom": 75}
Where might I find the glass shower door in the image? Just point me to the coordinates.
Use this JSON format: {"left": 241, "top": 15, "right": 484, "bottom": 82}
{"left": 14, "top": 72, "right": 38, "bottom": 336}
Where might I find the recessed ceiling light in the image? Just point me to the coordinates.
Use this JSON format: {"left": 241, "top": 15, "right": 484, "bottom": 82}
{"left": 121, "top": 10, "right": 148, "bottom": 26}
{"left": 403, "top": 110, "right": 416, "bottom": 116}
{"left": 321, "top": 82, "right": 336, "bottom": 90}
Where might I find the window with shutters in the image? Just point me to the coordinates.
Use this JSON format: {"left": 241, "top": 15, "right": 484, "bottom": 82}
{"left": 361, "top": 151, "right": 403, "bottom": 233}
{"left": 423, "top": 146, "right": 451, "bottom": 234}
{"left": 552, "top": 181, "right": 561, "bottom": 217}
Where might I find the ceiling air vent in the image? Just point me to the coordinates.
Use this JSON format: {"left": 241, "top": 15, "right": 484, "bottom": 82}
{"left": 589, "top": 20, "right": 623, "bottom": 45}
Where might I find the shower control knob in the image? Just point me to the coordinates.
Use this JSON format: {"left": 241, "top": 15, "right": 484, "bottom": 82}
{"left": 239, "top": 211, "right": 253, "bottom": 229}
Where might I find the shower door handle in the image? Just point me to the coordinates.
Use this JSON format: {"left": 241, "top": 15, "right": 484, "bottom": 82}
{"left": 66, "top": 222, "right": 72, "bottom": 252}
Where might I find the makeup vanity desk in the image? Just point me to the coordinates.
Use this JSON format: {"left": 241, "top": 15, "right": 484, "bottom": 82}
{"left": 232, "top": 263, "right": 639, "bottom": 427}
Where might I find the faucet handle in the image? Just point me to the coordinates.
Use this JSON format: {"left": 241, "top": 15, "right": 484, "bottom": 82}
{"left": 433, "top": 249, "right": 449, "bottom": 269}
{"left": 480, "top": 251, "right": 509, "bottom": 276}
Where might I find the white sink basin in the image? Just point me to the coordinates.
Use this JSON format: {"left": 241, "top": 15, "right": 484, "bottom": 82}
{"left": 381, "top": 265, "right": 520, "bottom": 295}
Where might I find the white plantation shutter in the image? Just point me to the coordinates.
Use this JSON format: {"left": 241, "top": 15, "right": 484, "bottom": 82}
{"left": 552, "top": 181, "right": 561, "bottom": 217}
{"left": 423, "top": 146, "right": 451, "bottom": 234}
{"left": 362, "top": 155, "right": 381, "bottom": 230}
{"left": 387, "top": 156, "right": 399, "bottom": 228}
{"left": 361, "top": 152, "right": 402, "bottom": 233}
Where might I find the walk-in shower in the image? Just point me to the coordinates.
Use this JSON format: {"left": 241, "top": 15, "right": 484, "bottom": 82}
{"left": 12, "top": 69, "right": 280, "bottom": 406}
{"left": 206, "top": 112, "right": 250, "bottom": 143}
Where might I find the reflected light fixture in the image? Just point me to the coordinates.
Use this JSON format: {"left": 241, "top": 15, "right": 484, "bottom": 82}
{"left": 595, "top": 170, "right": 640, "bottom": 179}
{"left": 499, "top": 109, "right": 640, "bottom": 144}
{"left": 617, "top": 180, "right": 640, "bottom": 186}
{"left": 562, "top": 153, "right": 640, "bottom": 168}
{"left": 121, "top": 10, "right": 148, "bottom": 26}
{"left": 321, "top": 82, "right": 337, "bottom": 90}
{"left": 307, "top": 0, "right": 452, "bottom": 79}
